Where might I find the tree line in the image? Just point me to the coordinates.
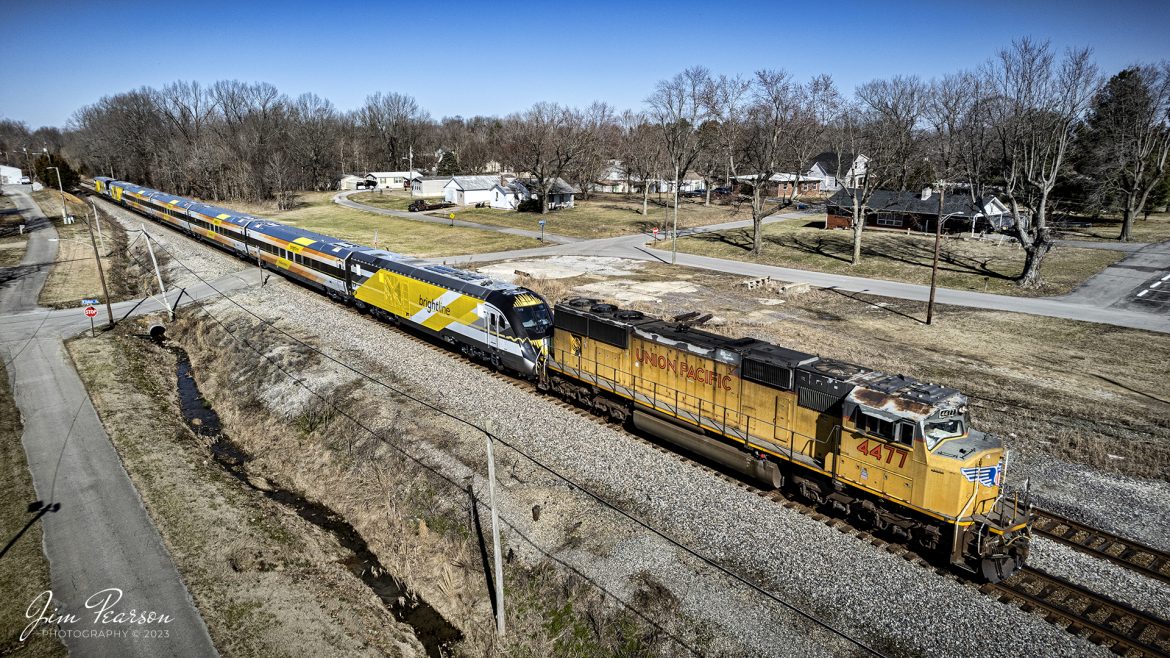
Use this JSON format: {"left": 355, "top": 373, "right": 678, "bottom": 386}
{"left": 1, "top": 38, "right": 1167, "bottom": 286}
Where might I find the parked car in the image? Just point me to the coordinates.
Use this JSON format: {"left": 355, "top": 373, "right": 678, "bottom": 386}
{"left": 681, "top": 189, "right": 706, "bottom": 198}
{"left": 713, "top": 186, "right": 732, "bottom": 196}
{"left": 19, "top": 176, "right": 31, "bottom": 184}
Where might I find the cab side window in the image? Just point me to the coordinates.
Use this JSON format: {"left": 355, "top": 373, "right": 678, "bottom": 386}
{"left": 855, "top": 411, "right": 894, "bottom": 441}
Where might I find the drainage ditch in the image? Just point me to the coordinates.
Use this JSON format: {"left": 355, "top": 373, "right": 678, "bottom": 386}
{"left": 171, "top": 344, "right": 462, "bottom": 657}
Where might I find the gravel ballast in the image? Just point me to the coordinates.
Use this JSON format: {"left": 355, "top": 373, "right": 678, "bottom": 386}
{"left": 100, "top": 203, "right": 1139, "bottom": 657}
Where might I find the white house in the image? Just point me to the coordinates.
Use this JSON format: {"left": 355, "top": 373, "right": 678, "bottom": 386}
{"left": 339, "top": 173, "right": 377, "bottom": 191}
{"left": 490, "top": 178, "right": 579, "bottom": 210}
{"left": 490, "top": 183, "right": 521, "bottom": 209}
{"left": 412, "top": 176, "right": 448, "bottom": 197}
{"left": 0, "top": 164, "right": 23, "bottom": 184}
{"left": 368, "top": 170, "right": 422, "bottom": 189}
{"left": 590, "top": 160, "right": 630, "bottom": 193}
{"left": 443, "top": 175, "right": 499, "bottom": 206}
{"left": 806, "top": 152, "right": 869, "bottom": 192}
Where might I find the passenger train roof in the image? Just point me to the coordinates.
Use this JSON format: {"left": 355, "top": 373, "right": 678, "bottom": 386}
{"left": 351, "top": 250, "right": 528, "bottom": 300}
{"left": 94, "top": 178, "right": 529, "bottom": 288}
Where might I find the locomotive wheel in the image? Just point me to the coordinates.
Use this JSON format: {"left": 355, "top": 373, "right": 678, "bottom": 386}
{"left": 981, "top": 554, "right": 1023, "bottom": 583}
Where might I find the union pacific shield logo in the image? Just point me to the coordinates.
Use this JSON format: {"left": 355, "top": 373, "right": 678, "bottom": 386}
{"left": 961, "top": 463, "right": 1002, "bottom": 487}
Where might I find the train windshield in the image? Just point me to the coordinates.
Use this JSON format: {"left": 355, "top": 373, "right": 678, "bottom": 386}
{"left": 923, "top": 416, "right": 966, "bottom": 450}
{"left": 514, "top": 304, "right": 553, "bottom": 337}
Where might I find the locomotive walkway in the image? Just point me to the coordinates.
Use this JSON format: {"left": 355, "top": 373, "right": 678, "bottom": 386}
{"left": 0, "top": 184, "right": 225, "bottom": 658}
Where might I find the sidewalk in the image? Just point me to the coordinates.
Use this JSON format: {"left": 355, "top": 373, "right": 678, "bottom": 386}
{"left": 1, "top": 184, "right": 221, "bottom": 658}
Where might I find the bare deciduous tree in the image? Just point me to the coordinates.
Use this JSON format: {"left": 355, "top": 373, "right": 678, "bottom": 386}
{"left": 989, "top": 38, "right": 1099, "bottom": 286}
{"left": 618, "top": 110, "right": 662, "bottom": 216}
{"left": 647, "top": 66, "right": 711, "bottom": 262}
{"left": 737, "top": 69, "right": 794, "bottom": 256}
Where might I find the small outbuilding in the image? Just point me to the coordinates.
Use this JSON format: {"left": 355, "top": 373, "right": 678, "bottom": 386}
{"left": 0, "top": 164, "right": 23, "bottom": 184}
{"left": 443, "top": 175, "right": 499, "bottom": 206}
{"left": 412, "top": 176, "right": 448, "bottom": 198}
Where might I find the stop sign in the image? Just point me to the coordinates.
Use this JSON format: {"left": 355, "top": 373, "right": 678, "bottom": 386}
{"left": 84, "top": 305, "right": 97, "bottom": 318}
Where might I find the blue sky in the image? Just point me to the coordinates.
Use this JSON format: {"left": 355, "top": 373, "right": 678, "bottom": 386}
{"left": 4, "top": 0, "right": 1169, "bottom": 128}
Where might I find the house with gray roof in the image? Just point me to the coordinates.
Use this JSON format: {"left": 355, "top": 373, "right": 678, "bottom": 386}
{"left": 489, "top": 177, "right": 580, "bottom": 211}
{"left": 806, "top": 152, "right": 869, "bottom": 192}
{"left": 826, "top": 187, "right": 1013, "bottom": 234}
{"left": 443, "top": 175, "right": 501, "bottom": 205}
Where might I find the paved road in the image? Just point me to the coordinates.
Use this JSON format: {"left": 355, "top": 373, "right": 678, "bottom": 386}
{"left": 0, "top": 184, "right": 57, "bottom": 315}
{"left": 1, "top": 184, "right": 221, "bottom": 658}
{"left": 333, "top": 190, "right": 585, "bottom": 244}
{"left": 1061, "top": 240, "right": 1170, "bottom": 310}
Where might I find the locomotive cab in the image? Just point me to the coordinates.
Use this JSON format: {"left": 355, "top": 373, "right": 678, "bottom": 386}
{"left": 842, "top": 382, "right": 1030, "bottom": 581}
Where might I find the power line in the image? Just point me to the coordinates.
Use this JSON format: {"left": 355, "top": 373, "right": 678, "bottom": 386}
{"left": 142, "top": 229, "right": 885, "bottom": 657}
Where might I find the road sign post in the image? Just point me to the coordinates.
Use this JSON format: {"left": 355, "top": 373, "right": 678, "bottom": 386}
{"left": 84, "top": 305, "right": 98, "bottom": 336}
{"left": 652, "top": 227, "right": 659, "bottom": 241}
{"left": 538, "top": 219, "right": 545, "bottom": 243}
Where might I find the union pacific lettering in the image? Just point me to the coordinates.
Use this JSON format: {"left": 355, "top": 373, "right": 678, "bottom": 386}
{"left": 637, "top": 347, "right": 734, "bottom": 391}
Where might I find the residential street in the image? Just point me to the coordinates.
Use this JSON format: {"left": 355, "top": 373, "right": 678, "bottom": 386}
{"left": 0, "top": 184, "right": 226, "bottom": 658}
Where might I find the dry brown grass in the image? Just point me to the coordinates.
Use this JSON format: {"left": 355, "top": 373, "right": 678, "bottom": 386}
{"left": 194, "top": 191, "right": 539, "bottom": 257}
{"left": 676, "top": 219, "right": 1124, "bottom": 297}
{"left": 0, "top": 362, "right": 66, "bottom": 658}
{"left": 433, "top": 192, "right": 753, "bottom": 239}
{"left": 1057, "top": 211, "right": 1170, "bottom": 243}
{"left": 69, "top": 323, "right": 428, "bottom": 656}
{"left": 165, "top": 299, "right": 703, "bottom": 657}
{"left": 31, "top": 191, "right": 142, "bottom": 309}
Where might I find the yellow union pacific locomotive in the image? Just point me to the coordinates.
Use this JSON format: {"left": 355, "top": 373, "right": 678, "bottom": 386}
{"left": 543, "top": 298, "right": 1031, "bottom": 581}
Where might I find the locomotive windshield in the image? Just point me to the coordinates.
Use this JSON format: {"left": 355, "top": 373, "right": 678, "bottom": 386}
{"left": 514, "top": 303, "right": 553, "bottom": 337}
{"left": 923, "top": 416, "right": 966, "bottom": 450}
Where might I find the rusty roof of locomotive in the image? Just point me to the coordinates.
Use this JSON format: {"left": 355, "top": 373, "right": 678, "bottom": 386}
{"left": 556, "top": 299, "right": 963, "bottom": 411}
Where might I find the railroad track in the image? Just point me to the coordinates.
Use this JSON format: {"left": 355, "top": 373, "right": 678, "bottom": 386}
{"left": 985, "top": 567, "right": 1170, "bottom": 657}
{"left": 1032, "top": 509, "right": 1170, "bottom": 586}
{"left": 344, "top": 311, "right": 1170, "bottom": 657}
{"left": 135, "top": 211, "right": 1167, "bottom": 656}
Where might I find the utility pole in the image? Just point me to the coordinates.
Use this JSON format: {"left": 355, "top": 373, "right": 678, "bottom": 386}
{"left": 141, "top": 226, "right": 172, "bottom": 319}
{"left": 85, "top": 197, "right": 115, "bottom": 329}
{"left": 408, "top": 145, "right": 414, "bottom": 198}
{"left": 89, "top": 198, "right": 106, "bottom": 255}
{"left": 671, "top": 165, "right": 680, "bottom": 265}
{"left": 47, "top": 166, "right": 67, "bottom": 222}
{"left": 927, "top": 201, "right": 959, "bottom": 326}
{"left": 484, "top": 421, "right": 506, "bottom": 637}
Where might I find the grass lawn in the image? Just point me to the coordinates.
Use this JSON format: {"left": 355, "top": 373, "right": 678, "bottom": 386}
{"left": 407, "top": 192, "right": 754, "bottom": 239}
{"left": 1056, "top": 211, "right": 1170, "bottom": 244}
{"left": 349, "top": 190, "right": 441, "bottom": 212}
{"left": 31, "top": 190, "right": 129, "bottom": 308}
{"left": 675, "top": 218, "right": 1124, "bottom": 297}
{"left": 206, "top": 191, "right": 539, "bottom": 257}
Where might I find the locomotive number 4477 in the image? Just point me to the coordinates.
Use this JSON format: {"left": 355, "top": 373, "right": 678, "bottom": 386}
{"left": 857, "top": 440, "right": 909, "bottom": 468}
